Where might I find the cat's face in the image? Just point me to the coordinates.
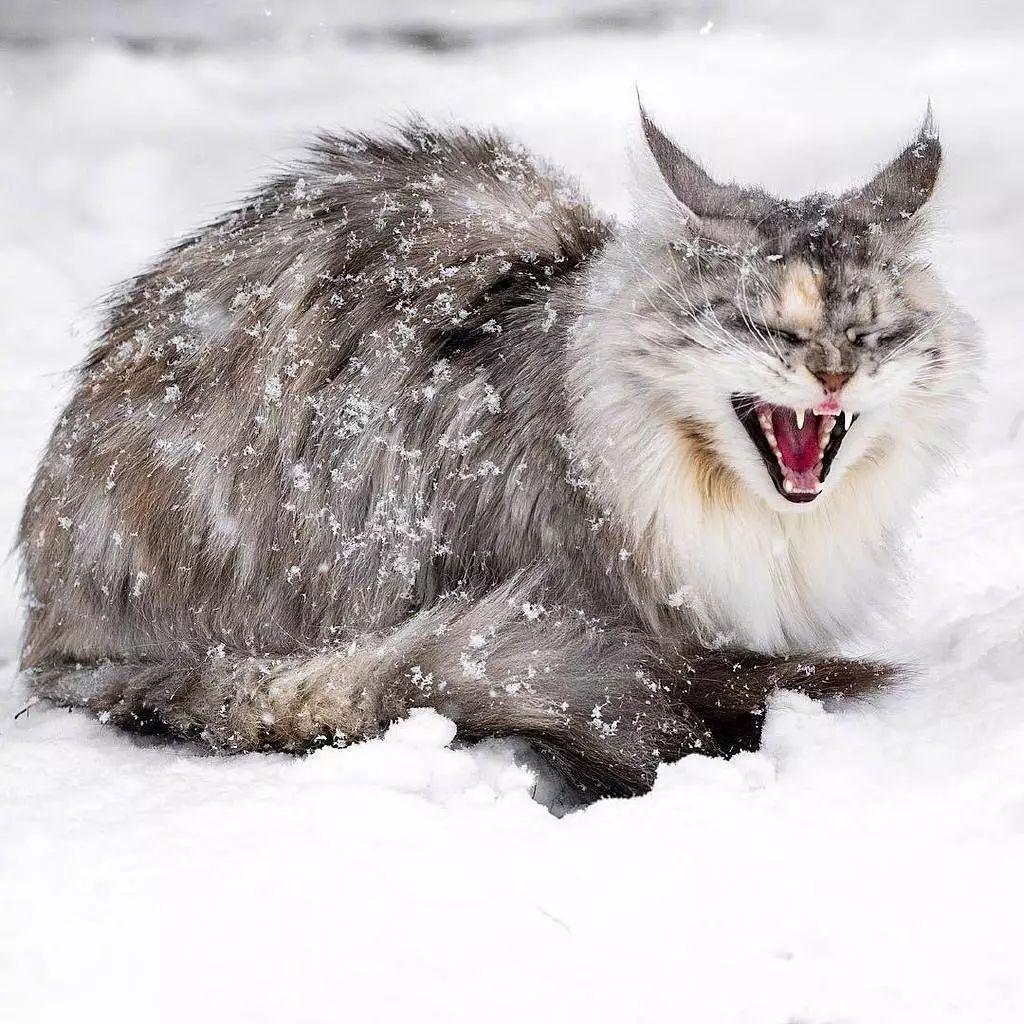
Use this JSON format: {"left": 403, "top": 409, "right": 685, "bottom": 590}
{"left": 615, "top": 108, "right": 976, "bottom": 515}
{"left": 642, "top": 227, "right": 958, "bottom": 512}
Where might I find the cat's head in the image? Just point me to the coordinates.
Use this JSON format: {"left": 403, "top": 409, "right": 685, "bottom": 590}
{"left": 587, "top": 105, "right": 978, "bottom": 516}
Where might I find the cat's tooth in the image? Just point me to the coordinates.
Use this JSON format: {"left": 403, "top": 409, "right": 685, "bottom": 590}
{"left": 842, "top": 410, "right": 850, "bottom": 431}
{"left": 795, "top": 408, "right": 805, "bottom": 429}
{"left": 783, "top": 479, "right": 794, "bottom": 493}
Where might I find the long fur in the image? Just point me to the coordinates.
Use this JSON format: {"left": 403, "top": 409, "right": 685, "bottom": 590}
{"left": 18, "top": 117, "right": 978, "bottom": 800}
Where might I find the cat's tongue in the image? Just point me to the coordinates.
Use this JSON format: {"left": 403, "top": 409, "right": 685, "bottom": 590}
{"left": 770, "top": 405, "right": 820, "bottom": 473}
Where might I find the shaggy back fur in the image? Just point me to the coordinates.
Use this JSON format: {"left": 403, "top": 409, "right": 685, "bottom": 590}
{"left": 18, "top": 113, "right": 978, "bottom": 800}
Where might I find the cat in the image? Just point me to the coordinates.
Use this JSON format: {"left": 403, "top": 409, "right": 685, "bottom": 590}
{"left": 18, "top": 104, "right": 979, "bottom": 800}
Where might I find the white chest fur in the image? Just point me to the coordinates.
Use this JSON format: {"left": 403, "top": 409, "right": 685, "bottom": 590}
{"left": 655, "top": 491, "right": 898, "bottom": 654}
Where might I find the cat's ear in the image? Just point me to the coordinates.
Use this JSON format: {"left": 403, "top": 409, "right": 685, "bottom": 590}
{"left": 638, "top": 102, "right": 724, "bottom": 221}
{"left": 636, "top": 99, "right": 771, "bottom": 231}
{"left": 858, "top": 104, "right": 942, "bottom": 221}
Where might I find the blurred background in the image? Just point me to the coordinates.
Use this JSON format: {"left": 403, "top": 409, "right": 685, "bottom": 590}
{"left": 5, "top": 0, "right": 1023, "bottom": 46}
{"left": 1, "top": 1, "right": 1022, "bottom": 646}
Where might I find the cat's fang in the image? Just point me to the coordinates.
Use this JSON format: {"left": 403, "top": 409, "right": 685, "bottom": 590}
{"left": 732, "top": 396, "right": 858, "bottom": 504}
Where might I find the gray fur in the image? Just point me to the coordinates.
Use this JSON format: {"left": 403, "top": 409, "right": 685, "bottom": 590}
{"left": 18, "top": 117, "right": 970, "bottom": 800}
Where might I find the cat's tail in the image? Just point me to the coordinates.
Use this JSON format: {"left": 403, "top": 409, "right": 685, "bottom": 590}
{"left": 658, "top": 645, "right": 893, "bottom": 755}
{"left": 24, "top": 583, "right": 892, "bottom": 799}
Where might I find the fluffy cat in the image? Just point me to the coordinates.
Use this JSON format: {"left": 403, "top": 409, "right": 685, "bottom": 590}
{"left": 18, "top": 106, "right": 978, "bottom": 799}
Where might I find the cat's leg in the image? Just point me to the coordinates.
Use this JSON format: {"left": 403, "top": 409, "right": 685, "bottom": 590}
{"left": 26, "top": 587, "right": 714, "bottom": 799}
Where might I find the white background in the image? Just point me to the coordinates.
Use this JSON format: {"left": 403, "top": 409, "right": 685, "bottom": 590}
{"left": 1, "top": 3, "right": 1022, "bottom": 1021}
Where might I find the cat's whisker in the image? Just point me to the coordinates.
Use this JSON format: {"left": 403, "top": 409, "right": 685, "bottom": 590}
{"left": 661, "top": 249, "right": 778, "bottom": 366}
{"left": 736, "top": 276, "right": 784, "bottom": 361}
{"left": 615, "top": 240, "right": 769, "bottom": 363}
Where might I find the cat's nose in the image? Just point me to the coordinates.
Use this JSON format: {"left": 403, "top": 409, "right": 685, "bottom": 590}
{"left": 813, "top": 370, "right": 853, "bottom": 394}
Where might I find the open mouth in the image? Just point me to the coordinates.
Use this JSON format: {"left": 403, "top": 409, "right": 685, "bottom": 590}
{"left": 731, "top": 396, "right": 858, "bottom": 504}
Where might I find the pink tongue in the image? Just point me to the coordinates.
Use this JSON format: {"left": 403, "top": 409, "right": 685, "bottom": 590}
{"left": 771, "top": 407, "right": 820, "bottom": 473}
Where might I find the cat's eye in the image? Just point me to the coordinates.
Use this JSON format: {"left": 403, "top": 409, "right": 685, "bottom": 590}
{"left": 768, "top": 327, "right": 804, "bottom": 346}
{"left": 847, "top": 327, "right": 882, "bottom": 348}
{"left": 724, "top": 317, "right": 803, "bottom": 346}
{"left": 740, "top": 320, "right": 804, "bottom": 345}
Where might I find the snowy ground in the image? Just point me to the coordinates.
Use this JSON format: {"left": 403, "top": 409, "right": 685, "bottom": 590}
{"left": 2, "top": 7, "right": 1024, "bottom": 1022}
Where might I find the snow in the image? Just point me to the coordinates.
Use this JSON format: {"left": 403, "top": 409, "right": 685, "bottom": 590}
{"left": 2, "top": 9, "right": 1024, "bottom": 1022}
